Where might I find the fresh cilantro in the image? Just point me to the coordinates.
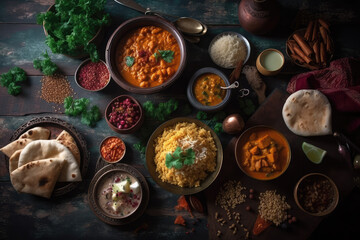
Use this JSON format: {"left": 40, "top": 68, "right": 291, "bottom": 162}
{"left": 202, "top": 91, "right": 209, "bottom": 98}
{"left": 165, "top": 147, "right": 195, "bottom": 170}
{"left": 64, "top": 96, "right": 101, "bottom": 127}
{"left": 143, "top": 99, "right": 178, "bottom": 121}
{"left": 36, "top": 0, "right": 110, "bottom": 62}
{"left": 33, "top": 51, "right": 58, "bottom": 76}
{"left": 0, "top": 67, "right": 27, "bottom": 96}
{"left": 196, "top": 111, "right": 208, "bottom": 120}
{"left": 154, "top": 50, "right": 174, "bottom": 63}
{"left": 133, "top": 142, "right": 146, "bottom": 154}
{"left": 125, "top": 56, "right": 135, "bottom": 67}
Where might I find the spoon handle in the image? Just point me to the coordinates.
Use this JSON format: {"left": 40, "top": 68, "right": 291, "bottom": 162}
{"left": 114, "top": 0, "right": 147, "bottom": 13}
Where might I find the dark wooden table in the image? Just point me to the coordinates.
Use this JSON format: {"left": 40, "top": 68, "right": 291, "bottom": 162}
{"left": 1, "top": 0, "right": 359, "bottom": 239}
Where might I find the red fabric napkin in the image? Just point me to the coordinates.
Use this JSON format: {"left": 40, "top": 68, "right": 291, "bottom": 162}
{"left": 287, "top": 57, "right": 360, "bottom": 133}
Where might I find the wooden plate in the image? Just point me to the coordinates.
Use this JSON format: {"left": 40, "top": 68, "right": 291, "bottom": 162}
{"left": 88, "top": 164, "right": 149, "bottom": 225}
{"left": 5, "top": 116, "right": 89, "bottom": 197}
{"left": 145, "top": 117, "right": 223, "bottom": 195}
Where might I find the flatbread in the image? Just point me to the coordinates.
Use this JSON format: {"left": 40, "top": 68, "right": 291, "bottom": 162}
{"left": 56, "top": 130, "right": 81, "bottom": 165}
{"left": 9, "top": 149, "right": 22, "bottom": 173}
{"left": 19, "top": 127, "right": 50, "bottom": 140}
{"left": 18, "top": 140, "right": 82, "bottom": 182}
{"left": 10, "top": 159, "right": 65, "bottom": 199}
{"left": 0, "top": 138, "right": 32, "bottom": 158}
{"left": 282, "top": 89, "right": 332, "bottom": 136}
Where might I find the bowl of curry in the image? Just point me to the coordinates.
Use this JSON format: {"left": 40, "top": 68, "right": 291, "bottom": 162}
{"left": 235, "top": 126, "right": 291, "bottom": 180}
{"left": 105, "top": 16, "right": 186, "bottom": 94}
{"left": 186, "top": 67, "right": 231, "bottom": 112}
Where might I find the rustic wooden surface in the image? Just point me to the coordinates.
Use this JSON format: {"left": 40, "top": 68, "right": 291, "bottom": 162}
{"left": 1, "top": 0, "right": 360, "bottom": 239}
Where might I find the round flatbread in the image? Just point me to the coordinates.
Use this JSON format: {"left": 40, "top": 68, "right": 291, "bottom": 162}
{"left": 10, "top": 159, "right": 65, "bottom": 199}
{"left": 282, "top": 89, "right": 332, "bottom": 136}
{"left": 18, "top": 140, "right": 82, "bottom": 182}
{"left": 19, "top": 127, "right": 50, "bottom": 140}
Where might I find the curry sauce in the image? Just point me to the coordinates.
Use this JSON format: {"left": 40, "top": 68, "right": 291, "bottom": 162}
{"left": 193, "top": 73, "right": 226, "bottom": 106}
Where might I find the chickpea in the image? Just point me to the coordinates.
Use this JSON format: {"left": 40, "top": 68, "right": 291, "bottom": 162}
{"left": 139, "top": 81, "right": 149, "bottom": 88}
{"left": 151, "top": 73, "right": 159, "bottom": 81}
{"left": 166, "top": 67, "right": 173, "bottom": 76}
{"left": 161, "top": 69, "right": 167, "bottom": 75}
{"left": 151, "top": 28, "right": 161, "bottom": 34}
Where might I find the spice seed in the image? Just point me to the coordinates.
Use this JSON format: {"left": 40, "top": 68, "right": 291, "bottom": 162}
{"left": 40, "top": 74, "right": 74, "bottom": 104}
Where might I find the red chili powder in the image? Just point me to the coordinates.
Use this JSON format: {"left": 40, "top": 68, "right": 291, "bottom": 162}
{"left": 77, "top": 61, "right": 110, "bottom": 90}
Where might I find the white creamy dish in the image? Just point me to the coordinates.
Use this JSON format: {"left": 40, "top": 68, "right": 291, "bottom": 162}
{"left": 98, "top": 172, "right": 142, "bottom": 217}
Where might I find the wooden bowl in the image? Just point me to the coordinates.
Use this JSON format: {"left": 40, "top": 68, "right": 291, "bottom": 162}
{"left": 235, "top": 125, "right": 291, "bottom": 181}
{"left": 105, "top": 15, "right": 187, "bottom": 94}
{"left": 186, "top": 67, "right": 232, "bottom": 112}
{"left": 105, "top": 95, "right": 144, "bottom": 134}
{"left": 145, "top": 117, "right": 223, "bottom": 195}
{"left": 99, "top": 136, "right": 126, "bottom": 164}
{"left": 294, "top": 173, "right": 339, "bottom": 216}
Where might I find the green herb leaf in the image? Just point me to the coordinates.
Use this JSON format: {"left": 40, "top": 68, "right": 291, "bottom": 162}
{"left": 64, "top": 96, "right": 101, "bottom": 127}
{"left": 125, "top": 56, "right": 135, "bottom": 67}
{"left": 156, "top": 50, "right": 174, "bottom": 63}
{"left": 143, "top": 99, "right": 178, "bottom": 121}
{"left": 33, "top": 51, "right": 58, "bottom": 76}
{"left": 154, "top": 52, "right": 160, "bottom": 61}
{"left": 165, "top": 147, "right": 196, "bottom": 169}
{"left": 196, "top": 111, "right": 208, "bottom": 120}
{"left": 0, "top": 67, "right": 26, "bottom": 96}
{"left": 202, "top": 91, "right": 209, "bottom": 98}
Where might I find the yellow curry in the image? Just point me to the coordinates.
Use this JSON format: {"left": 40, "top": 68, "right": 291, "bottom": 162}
{"left": 194, "top": 73, "right": 226, "bottom": 106}
{"left": 116, "top": 26, "right": 181, "bottom": 88}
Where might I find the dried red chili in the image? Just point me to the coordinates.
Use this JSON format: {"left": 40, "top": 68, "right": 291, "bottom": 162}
{"left": 100, "top": 137, "right": 125, "bottom": 162}
{"left": 77, "top": 61, "right": 110, "bottom": 90}
{"left": 174, "top": 215, "right": 186, "bottom": 226}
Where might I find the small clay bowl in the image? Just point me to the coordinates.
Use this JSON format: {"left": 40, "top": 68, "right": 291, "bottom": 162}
{"left": 75, "top": 59, "right": 111, "bottom": 91}
{"left": 294, "top": 173, "right": 339, "bottom": 216}
{"left": 186, "top": 67, "right": 232, "bottom": 112}
{"left": 100, "top": 136, "right": 126, "bottom": 164}
{"left": 256, "top": 48, "right": 285, "bottom": 76}
{"left": 105, "top": 95, "right": 144, "bottom": 134}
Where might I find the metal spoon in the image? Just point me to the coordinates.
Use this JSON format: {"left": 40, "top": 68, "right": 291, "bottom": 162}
{"left": 114, "top": 0, "right": 207, "bottom": 36}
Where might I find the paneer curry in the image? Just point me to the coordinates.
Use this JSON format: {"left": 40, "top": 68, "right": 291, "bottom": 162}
{"left": 237, "top": 127, "right": 290, "bottom": 180}
{"left": 116, "top": 26, "right": 181, "bottom": 88}
{"left": 193, "top": 73, "right": 226, "bottom": 106}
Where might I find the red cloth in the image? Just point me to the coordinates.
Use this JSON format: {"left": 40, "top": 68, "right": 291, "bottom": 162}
{"left": 287, "top": 57, "right": 360, "bottom": 132}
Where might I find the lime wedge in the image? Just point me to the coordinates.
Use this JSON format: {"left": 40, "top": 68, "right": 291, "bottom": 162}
{"left": 302, "top": 142, "right": 327, "bottom": 164}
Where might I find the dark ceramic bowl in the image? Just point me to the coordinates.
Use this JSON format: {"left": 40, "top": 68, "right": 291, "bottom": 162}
{"left": 74, "top": 58, "right": 111, "bottom": 91}
{"left": 294, "top": 173, "right": 339, "bottom": 216}
{"left": 187, "top": 67, "right": 232, "bottom": 112}
{"left": 105, "top": 15, "right": 187, "bottom": 94}
{"left": 235, "top": 125, "right": 291, "bottom": 181}
{"left": 145, "top": 117, "right": 223, "bottom": 195}
{"left": 105, "top": 95, "right": 144, "bottom": 134}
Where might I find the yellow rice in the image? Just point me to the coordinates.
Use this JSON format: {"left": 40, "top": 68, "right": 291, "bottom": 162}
{"left": 154, "top": 122, "right": 217, "bottom": 187}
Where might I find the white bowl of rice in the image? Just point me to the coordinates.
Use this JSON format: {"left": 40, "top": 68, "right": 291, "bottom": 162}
{"left": 209, "top": 32, "right": 250, "bottom": 69}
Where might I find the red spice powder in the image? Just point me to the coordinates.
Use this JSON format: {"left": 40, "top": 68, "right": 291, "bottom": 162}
{"left": 77, "top": 61, "right": 110, "bottom": 90}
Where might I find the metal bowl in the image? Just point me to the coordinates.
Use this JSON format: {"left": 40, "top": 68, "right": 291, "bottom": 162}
{"left": 105, "top": 15, "right": 187, "bottom": 94}
{"left": 294, "top": 173, "right": 339, "bottom": 216}
{"left": 235, "top": 125, "right": 291, "bottom": 181}
{"left": 208, "top": 31, "right": 251, "bottom": 69}
{"left": 145, "top": 117, "right": 223, "bottom": 195}
{"left": 74, "top": 58, "right": 111, "bottom": 91}
{"left": 186, "top": 67, "right": 232, "bottom": 112}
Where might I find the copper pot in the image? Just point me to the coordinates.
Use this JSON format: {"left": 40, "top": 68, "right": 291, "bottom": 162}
{"left": 238, "top": 0, "right": 280, "bottom": 35}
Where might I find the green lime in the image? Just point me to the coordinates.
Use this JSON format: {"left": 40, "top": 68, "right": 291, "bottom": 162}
{"left": 302, "top": 142, "right": 327, "bottom": 164}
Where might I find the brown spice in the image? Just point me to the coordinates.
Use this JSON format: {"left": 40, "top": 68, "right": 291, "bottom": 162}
{"left": 40, "top": 74, "right": 74, "bottom": 104}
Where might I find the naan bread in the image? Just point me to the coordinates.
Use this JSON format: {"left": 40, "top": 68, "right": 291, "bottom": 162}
{"left": 19, "top": 127, "right": 50, "bottom": 140}
{"left": 18, "top": 140, "right": 82, "bottom": 182}
{"left": 0, "top": 138, "right": 32, "bottom": 158}
{"left": 282, "top": 89, "right": 332, "bottom": 136}
{"left": 10, "top": 159, "right": 65, "bottom": 199}
{"left": 56, "top": 130, "right": 81, "bottom": 165}
{"left": 9, "top": 149, "right": 22, "bottom": 173}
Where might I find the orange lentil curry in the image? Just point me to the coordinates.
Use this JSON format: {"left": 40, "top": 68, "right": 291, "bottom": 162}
{"left": 239, "top": 128, "right": 290, "bottom": 179}
{"left": 194, "top": 73, "right": 226, "bottom": 106}
{"left": 116, "top": 26, "right": 181, "bottom": 88}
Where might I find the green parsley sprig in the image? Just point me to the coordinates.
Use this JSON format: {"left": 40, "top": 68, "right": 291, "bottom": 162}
{"left": 0, "top": 67, "right": 27, "bottom": 95}
{"left": 33, "top": 51, "right": 58, "bottom": 76}
{"left": 165, "top": 147, "right": 195, "bottom": 169}
{"left": 64, "top": 96, "right": 101, "bottom": 127}
{"left": 154, "top": 50, "right": 174, "bottom": 63}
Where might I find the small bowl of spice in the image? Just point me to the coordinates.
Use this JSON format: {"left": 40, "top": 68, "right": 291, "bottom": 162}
{"left": 75, "top": 58, "right": 110, "bottom": 91}
{"left": 100, "top": 136, "right": 126, "bottom": 164}
{"left": 105, "top": 95, "right": 144, "bottom": 134}
{"left": 294, "top": 173, "right": 339, "bottom": 216}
